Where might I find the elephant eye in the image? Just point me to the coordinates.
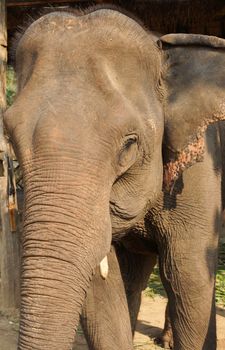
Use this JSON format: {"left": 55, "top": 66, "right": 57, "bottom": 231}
{"left": 123, "top": 135, "right": 138, "bottom": 149}
{"left": 118, "top": 134, "right": 138, "bottom": 169}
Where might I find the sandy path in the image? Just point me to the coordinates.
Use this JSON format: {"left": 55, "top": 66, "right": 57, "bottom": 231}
{"left": 0, "top": 295, "right": 224, "bottom": 350}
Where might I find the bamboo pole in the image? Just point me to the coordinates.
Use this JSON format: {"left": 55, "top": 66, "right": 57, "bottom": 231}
{"left": 0, "top": 0, "right": 20, "bottom": 310}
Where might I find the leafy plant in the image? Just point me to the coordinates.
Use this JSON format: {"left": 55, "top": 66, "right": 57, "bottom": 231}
{"left": 145, "top": 266, "right": 166, "bottom": 299}
{"left": 216, "top": 243, "right": 225, "bottom": 307}
{"left": 6, "top": 66, "right": 17, "bottom": 106}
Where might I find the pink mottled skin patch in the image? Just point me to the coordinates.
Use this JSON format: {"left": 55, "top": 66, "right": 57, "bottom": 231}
{"left": 163, "top": 136, "right": 205, "bottom": 192}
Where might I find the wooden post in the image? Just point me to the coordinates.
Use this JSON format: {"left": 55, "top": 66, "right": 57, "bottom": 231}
{"left": 0, "top": 0, "right": 20, "bottom": 310}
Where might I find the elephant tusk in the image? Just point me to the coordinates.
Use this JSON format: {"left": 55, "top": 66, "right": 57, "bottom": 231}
{"left": 100, "top": 256, "right": 109, "bottom": 279}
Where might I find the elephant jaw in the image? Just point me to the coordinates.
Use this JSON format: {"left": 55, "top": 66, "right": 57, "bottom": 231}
{"left": 163, "top": 135, "right": 205, "bottom": 192}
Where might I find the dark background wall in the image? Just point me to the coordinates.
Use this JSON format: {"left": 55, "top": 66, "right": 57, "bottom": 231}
{"left": 6, "top": 0, "right": 225, "bottom": 41}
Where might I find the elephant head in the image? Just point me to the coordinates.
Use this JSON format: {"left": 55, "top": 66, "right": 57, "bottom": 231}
{"left": 4, "top": 8, "right": 225, "bottom": 350}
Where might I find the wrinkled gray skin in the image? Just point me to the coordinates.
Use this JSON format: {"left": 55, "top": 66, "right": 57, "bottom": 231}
{"left": 4, "top": 8, "right": 225, "bottom": 350}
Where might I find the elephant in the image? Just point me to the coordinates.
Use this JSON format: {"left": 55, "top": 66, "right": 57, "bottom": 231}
{"left": 4, "top": 6, "right": 225, "bottom": 350}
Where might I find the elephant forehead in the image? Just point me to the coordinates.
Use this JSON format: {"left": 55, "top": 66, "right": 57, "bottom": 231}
{"left": 18, "top": 27, "right": 148, "bottom": 74}
{"left": 16, "top": 10, "right": 159, "bottom": 76}
{"left": 17, "top": 10, "right": 153, "bottom": 47}
{"left": 19, "top": 12, "right": 86, "bottom": 41}
{"left": 17, "top": 40, "right": 159, "bottom": 126}
{"left": 14, "top": 11, "right": 162, "bottom": 135}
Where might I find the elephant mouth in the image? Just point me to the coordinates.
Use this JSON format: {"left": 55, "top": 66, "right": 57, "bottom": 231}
{"left": 109, "top": 200, "right": 146, "bottom": 237}
{"left": 110, "top": 201, "right": 139, "bottom": 221}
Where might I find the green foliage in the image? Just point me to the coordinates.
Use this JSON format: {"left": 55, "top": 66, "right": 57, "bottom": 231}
{"left": 216, "top": 267, "right": 225, "bottom": 307}
{"left": 145, "top": 266, "right": 166, "bottom": 299}
{"left": 216, "top": 243, "right": 225, "bottom": 307}
{"left": 6, "top": 66, "right": 17, "bottom": 106}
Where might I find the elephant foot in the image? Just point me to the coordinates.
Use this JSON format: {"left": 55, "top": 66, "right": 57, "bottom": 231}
{"left": 154, "top": 328, "right": 174, "bottom": 349}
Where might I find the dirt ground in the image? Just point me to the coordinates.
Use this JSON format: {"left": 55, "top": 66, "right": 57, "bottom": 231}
{"left": 0, "top": 294, "right": 224, "bottom": 350}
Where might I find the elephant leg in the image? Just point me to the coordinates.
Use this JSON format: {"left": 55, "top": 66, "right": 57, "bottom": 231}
{"left": 203, "top": 292, "right": 216, "bottom": 350}
{"left": 158, "top": 239, "right": 218, "bottom": 350}
{"left": 155, "top": 301, "right": 174, "bottom": 349}
{"left": 154, "top": 126, "right": 221, "bottom": 350}
{"left": 80, "top": 245, "right": 133, "bottom": 350}
{"left": 115, "top": 241, "right": 157, "bottom": 334}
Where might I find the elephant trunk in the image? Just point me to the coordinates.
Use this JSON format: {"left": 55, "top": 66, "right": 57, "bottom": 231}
{"left": 18, "top": 157, "right": 112, "bottom": 350}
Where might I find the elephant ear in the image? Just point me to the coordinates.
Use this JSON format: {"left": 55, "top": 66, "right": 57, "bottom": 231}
{"left": 158, "top": 33, "right": 225, "bottom": 191}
